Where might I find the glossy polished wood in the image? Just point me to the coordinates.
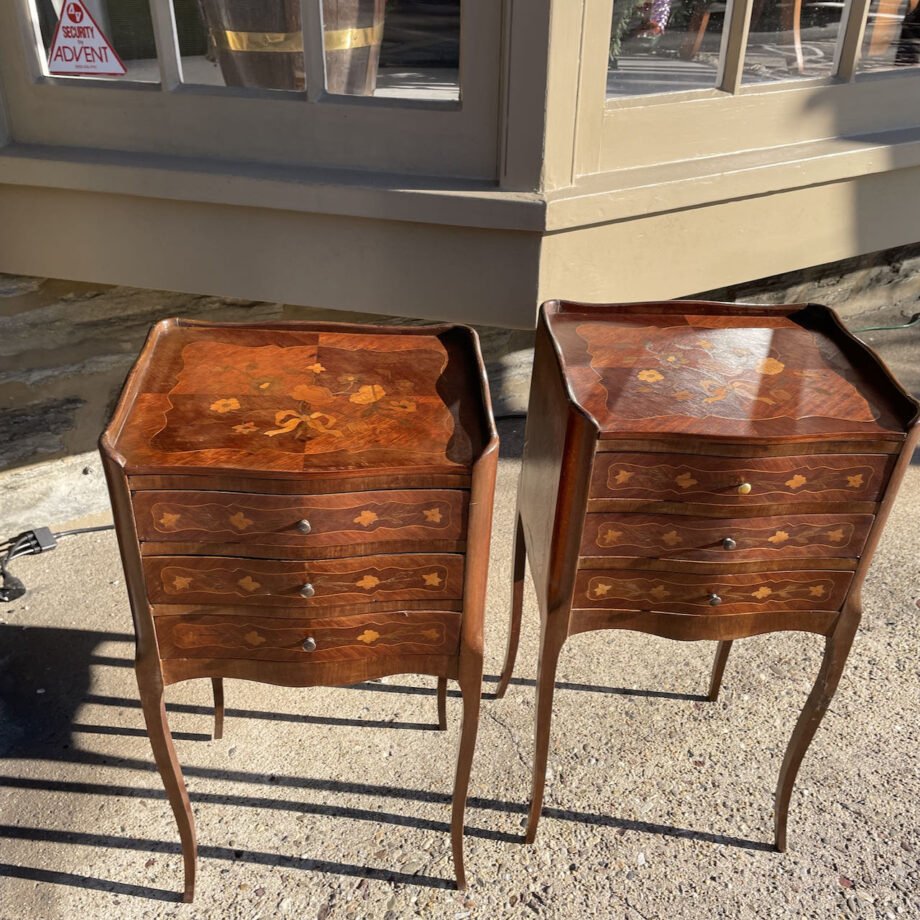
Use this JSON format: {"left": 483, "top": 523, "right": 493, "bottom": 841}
{"left": 102, "top": 319, "right": 497, "bottom": 900}
{"left": 133, "top": 488, "right": 468, "bottom": 558}
{"left": 498, "top": 299, "right": 918, "bottom": 854}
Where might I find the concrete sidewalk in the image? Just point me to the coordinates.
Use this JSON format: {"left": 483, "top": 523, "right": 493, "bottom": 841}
{"left": 1, "top": 325, "right": 919, "bottom": 920}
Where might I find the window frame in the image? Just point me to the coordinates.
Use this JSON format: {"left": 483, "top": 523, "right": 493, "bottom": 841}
{"left": 0, "top": 0, "right": 502, "bottom": 179}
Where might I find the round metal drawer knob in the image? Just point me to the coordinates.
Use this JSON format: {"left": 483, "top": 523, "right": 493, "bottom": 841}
{"left": 722, "top": 537, "right": 737, "bottom": 551}
{"left": 296, "top": 519, "right": 312, "bottom": 535}
{"left": 708, "top": 593, "right": 722, "bottom": 606}
{"left": 302, "top": 636, "right": 317, "bottom": 652}
{"left": 737, "top": 482, "right": 752, "bottom": 495}
{"left": 299, "top": 583, "right": 315, "bottom": 598}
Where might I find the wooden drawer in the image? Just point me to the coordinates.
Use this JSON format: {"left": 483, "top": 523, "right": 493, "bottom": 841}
{"left": 590, "top": 453, "right": 892, "bottom": 506}
{"left": 155, "top": 610, "right": 461, "bottom": 662}
{"left": 580, "top": 513, "right": 873, "bottom": 562}
{"left": 573, "top": 568, "right": 852, "bottom": 615}
{"left": 144, "top": 554, "right": 464, "bottom": 608}
{"left": 132, "top": 489, "right": 467, "bottom": 558}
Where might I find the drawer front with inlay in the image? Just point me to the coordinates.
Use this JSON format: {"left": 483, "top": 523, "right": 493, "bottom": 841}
{"left": 573, "top": 568, "right": 852, "bottom": 615}
{"left": 590, "top": 453, "right": 892, "bottom": 505}
{"left": 155, "top": 611, "right": 462, "bottom": 662}
{"left": 144, "top": 554, "right": 464, "bottom": 607}
{"left": 133, "top": 489, "right": 467, "bottom": 557}
{"left": 580, "top": 513, "right": 873, "bottom": 562}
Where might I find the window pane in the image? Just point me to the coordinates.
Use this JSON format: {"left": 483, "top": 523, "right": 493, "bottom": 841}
{"left": 174, "top": 0, "right": 460, "bottom": 100}
{"left": 32, "top": 0, "right": 159, "bottom": 82}
{"left": 607, "top": 0, "right": 726, "bottom": 98}
{"left": 176, "top": 0, "right": 305, "bottom": 91}
{"left": 328, "top": 0, "right": 460, "bottom": 99}
{"left": 856, "top": 0, "right": 920, "bottom": 74}
{"left": 742, "top": 0, "right": 845, "bottom": 84}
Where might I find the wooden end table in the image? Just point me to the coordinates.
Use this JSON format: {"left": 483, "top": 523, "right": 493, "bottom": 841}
{"left": 101, "top": 319, "right": 497, "bottom": 900}
{"left": 497, "top": 299, "right": 918, "bottom": 847}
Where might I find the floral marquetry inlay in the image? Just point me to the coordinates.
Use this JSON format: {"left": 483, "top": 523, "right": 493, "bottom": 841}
{"left": 354, "top": 510, "right": 379, "bottom": 526}
{"left": 356, "top": 575, "right": 380, "bottom": 590}
{"left": 244, "top": 630, "right": 266, "bottom": 646}
{"left": 785, "top": 475, "right": 807, "bottom": 490}
{"left": 847, "top": 474, "right": 864, "bottom": 488}
{"left": 827, "top": 529, "right": 845, "bottom": 542}
{"left": 357, "top": 630, "right": 380, "bottom": 644}
{"left": 649, "top": 584, "right": 670, "bottom": 600}
{"left": 229, "top": 511, "right": 254, "bottom": 530}
{"left": 675, "top": 472, "right": 698, "bottom": 489}
{"left": 661, "top": 530, "right": 682, "bottom": 546}
{"left": 752, "top": 587, "right": 773, "bottom": 599}
{"left": 159, "top": 512, "right": 181, "bottom": 529}
{"left": 768, "top": 530, "right": 790, "bottom": 544}
{"left": 423, "top": 508, "right": 443, "bottom": 523}
{"left": 237, "top": 576, "right": 261, "bottom": 592}
{"left": 422, "top": 572, "right": 443, "bottom": 587}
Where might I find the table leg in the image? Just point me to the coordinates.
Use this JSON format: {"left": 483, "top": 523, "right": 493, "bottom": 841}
{"left": 437, "top": 676, "right": 448, "bottom": 730}
{"left": 211, "top": 677, "right": 225, "bottom": 740}
{"left": 138, "top": 670, "right": 197, "bottom": 902}
{"left": 774, "top": 617, "right": 857, "bottom": 851}
{"left": 496, "top": 512, "right": 525, "bottom": 699}
{"left": 525, "top": 615, "right": 567, "bottom": 844}
{"left": 451, "top": 668, "right": 482, "bottom": 889}
{"left": 707, "top": 640, "right": 733, "bottom": 702}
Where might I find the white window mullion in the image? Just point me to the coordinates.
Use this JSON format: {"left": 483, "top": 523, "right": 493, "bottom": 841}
{"left": 718, "top": 0, "right": 755, "bottom": 93}
{"left": 148, "top": 0, "right": 182, "bottom": 89}
{"left": 835, "top": 0, "right": 873, "bottom": 81}
{"left": 301, "top": 0, "right": 326, "bottom": 101}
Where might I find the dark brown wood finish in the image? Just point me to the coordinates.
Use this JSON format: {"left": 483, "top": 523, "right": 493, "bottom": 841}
{"left": 497, "top": 299, "right": 918, "bottom": 853}
{"left": 101, "top": 319, "right": 498, "bottom": 900}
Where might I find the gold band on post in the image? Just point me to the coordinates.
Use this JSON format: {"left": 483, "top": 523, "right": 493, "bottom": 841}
{"left": 323, "top": 23, "right": 384, "bottom": 52}
{"left": 214, "top": 23, "right": 384, "bottom": 54}
{"left": 214, "top": 30, "right": 303, "bottom": 53}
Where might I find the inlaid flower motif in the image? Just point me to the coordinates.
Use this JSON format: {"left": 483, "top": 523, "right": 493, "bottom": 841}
{"left": 349, "top": 384, "right": 387, "bottom": 405}
{"left": 598, "top": 528, "right": 622, "bottom": 546}
{"left": 614, "top": 469, "right": 633, "bottom": 484}
{"left": 356, "top": 575, "right": 381, "bottom": 590}
{"left": 244, "top": 630, "right": 266, "bottom": 646}
{"left": 289, "top": 383, "right": 335, "bottom": 404}
{"left": 307, "top": 363, "right": 326, "bottom": 374}
{"left": 172, "top": 575, "right": 192, "bottom": 590}
{"left": 354, "top": 510, "right": 379, "bottom": 526}
{"left": 422, "top": 572, "right": 443, "bottom": 587}
{"left": 357, "top": 629, "right": 380, "bottom": 644}
{"left": 752, "top": 587, "right": 773, "bottom": 599}
{"left": 229, "top": 511, "right": 254, "bottom": 530}
{"left": 767, "top": 530, "right": 789, "bottom": 544}
{"left": 675, "top": 472, "right": 698, "bottom": 489}
{"left": 237, "top": 576, "right": 261, "bottom": 592}
{"left": 785, "top": 475, "right": 807, "bottom": 490}
{"left": 755, "top": 357, "right": 785, "bottom": 376}
{"left": 661, "top": 530, "right": 682, "bottom": 546}
{"left": 387, "top": 398, "right": 417, "bottom": 413}
{"left": 423, "top": 508, "right": 443, "bottom": 523}
{"left": 251, "top": 376, "right": 279, "bottom": 392}
{"left": 210, "top": 397, "right": 240, "bottom": 413}
{"left": 637, "top": 369, "right": 664, "bottom": 383}
{"left": 593, "top": 582, "right": 612, "bottom": 597}
{"left": 158, "top": 512, "right": 181, "bottom": 529}
{"left": 667, "top": 355, "right": 677, "bottom": 362}
{"left": 809, "top": 585, "right": 825, "bottom": 597}
{"left": 847, "top": 474, "right": 864, "bottom": 489}
{"left": 649, "top": 584, "right": 670, "bottom": 600}
{"left": 827, "top": 529, "right": 845, "bottom": 542}
{"left": 233, "top": 421, "right": 258, "bottom": 434}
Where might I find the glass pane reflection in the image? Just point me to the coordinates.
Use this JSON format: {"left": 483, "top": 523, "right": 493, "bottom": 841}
{"left": 857, "top": 0, "right": 920, "bottom": 74}
{"left": 742, "top": 0, "right": 844, "bottom": 84}
{"left": 607, "top": 0, "right": 726, "bottom": 98}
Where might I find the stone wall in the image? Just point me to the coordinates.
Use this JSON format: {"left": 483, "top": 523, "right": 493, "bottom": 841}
{"left": 1, "top": 241, "right": 918, "bottom": 532}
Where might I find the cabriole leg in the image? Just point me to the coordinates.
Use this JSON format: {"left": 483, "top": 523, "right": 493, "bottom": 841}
{"left": 496, "top": 513, "right": 525, "bottom": 699}
{"left": 451, "top": 668, "right": 482, "bottom": 889}
{"left": 211, "top": 677, "right": 224, "bottom": 740}
{"left": 708, "top": 640, "right": 733, "bottom": 702}
{"left": 774, "top": 619, "right": 857, "bottom": 851}
{"left": 525, "top": 615, "right": 567, "bottom": 844}
{"left": 138, "top": 669, "right": 197, "bottom": 902}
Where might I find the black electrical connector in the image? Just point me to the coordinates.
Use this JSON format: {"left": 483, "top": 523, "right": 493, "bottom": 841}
{"left": 0, "top": 524, "right": 115, "bottom": 603}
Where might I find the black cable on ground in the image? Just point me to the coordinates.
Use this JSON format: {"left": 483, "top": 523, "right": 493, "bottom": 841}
{"left": 0, "top": 524, "right": 116, "bottom": 603}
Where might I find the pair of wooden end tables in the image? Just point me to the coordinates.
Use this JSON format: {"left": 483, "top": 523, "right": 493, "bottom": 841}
{"left": 101, "top": 301, "right": 918, "bottom": 900}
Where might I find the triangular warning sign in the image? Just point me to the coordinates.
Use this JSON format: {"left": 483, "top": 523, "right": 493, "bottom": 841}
{"left": 48, "top": 1, "right": 126, "bottom": 77}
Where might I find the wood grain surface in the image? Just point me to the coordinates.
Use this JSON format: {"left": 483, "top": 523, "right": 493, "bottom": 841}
{"left": 573, "top": 568, "right": 852, "bottom": 614}
{"left": 133, "top": 489, "right": 467, "bottom": 557}
{"left": 579, "top": 512, "right": 873, "bottom": 561}
{"left": 591, "top": 452, "right": 892, "bottom": 504}
{"left": 143, "top": 553, "right": 465, "bottom": 607}
{"left": 155, "top": 610, "right": 461, "bottom": 662}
